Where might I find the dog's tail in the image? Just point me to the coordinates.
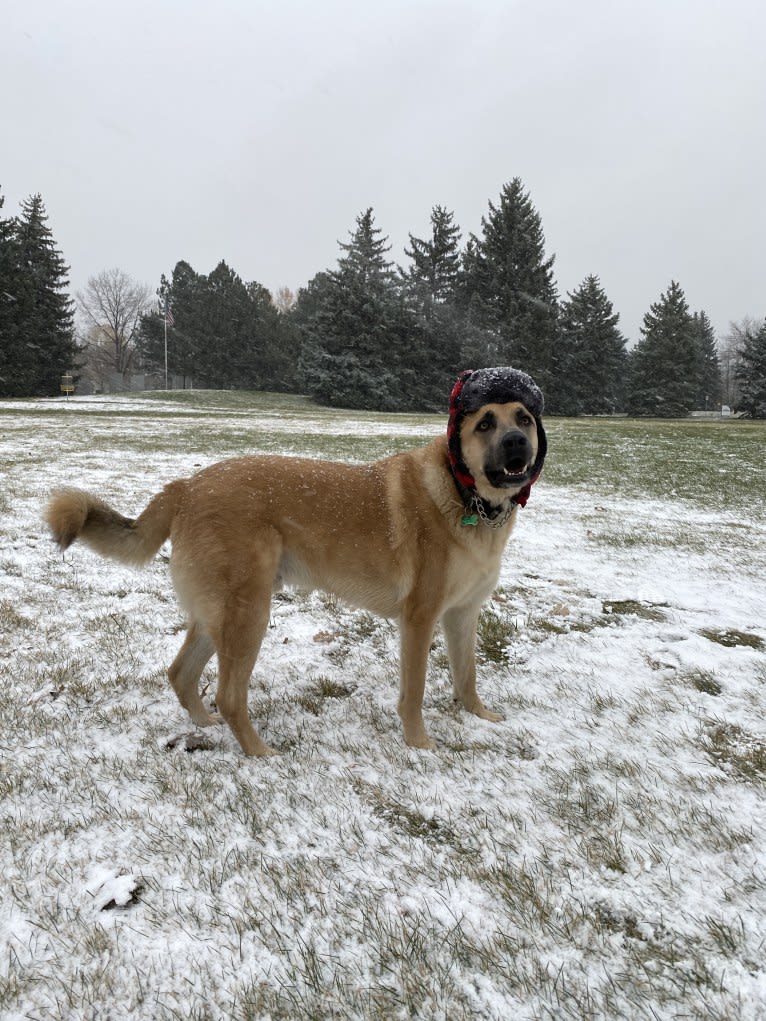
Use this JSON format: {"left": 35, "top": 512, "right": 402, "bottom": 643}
{"left": 45, "top": 482, "right": 186, "bottom": 567}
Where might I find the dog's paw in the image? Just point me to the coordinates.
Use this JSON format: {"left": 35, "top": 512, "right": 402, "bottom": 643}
{"left": 475, "top": 706, "right": 504, "bottom": 723}
{"left": 244, "top": 739, "right": 279, "bottom": 757}
{"left": 189, "top": 708, "right": 223, "bottom": 727}
{"left": 404, "top": 731, "right": 437, "bottom": 751}
{"left": 459, "top": 698, "right": 504, "bottom": 722}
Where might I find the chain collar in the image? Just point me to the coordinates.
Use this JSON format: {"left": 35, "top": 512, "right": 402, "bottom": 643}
{"left": 460, "top": 491, "right": 517, "bottom": 529}
{"left": 451, "top": 456, "right": 520, "bottom": 530}
{"left": 471, "top": 492, "right": 516, "bottom": 529}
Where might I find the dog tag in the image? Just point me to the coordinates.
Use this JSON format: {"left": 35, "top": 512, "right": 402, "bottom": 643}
{"left": 461, "top": 513, "right": 479, "bottom": 526}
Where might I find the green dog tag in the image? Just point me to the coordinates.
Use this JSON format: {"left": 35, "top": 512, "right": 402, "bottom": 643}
{"left": 461, "top": 513, "right": 479, "bottom": 527}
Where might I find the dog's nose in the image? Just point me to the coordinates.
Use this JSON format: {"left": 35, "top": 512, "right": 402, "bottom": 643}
{"left": 502, "top": 430, "right": 530, "bottom": 455}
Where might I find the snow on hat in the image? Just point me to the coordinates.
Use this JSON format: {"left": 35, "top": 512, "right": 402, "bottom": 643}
{"left": 447, "top": 367, "right": 547, "bottom": 507}
{"left": 456, "top": 366, "right": 544, "bottom": 418}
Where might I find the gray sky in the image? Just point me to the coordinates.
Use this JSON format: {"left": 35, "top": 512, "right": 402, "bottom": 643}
{"left": 3, "top": 0, "right": 764, "bottom": 345}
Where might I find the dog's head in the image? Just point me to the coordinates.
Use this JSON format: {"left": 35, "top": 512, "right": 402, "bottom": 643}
{"left": 448, "top": 367, "right": 547, "bottom": 507}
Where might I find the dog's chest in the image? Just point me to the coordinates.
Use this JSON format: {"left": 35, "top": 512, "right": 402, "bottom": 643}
{"left": 443, "top": 537, "right": 505, "bottom": 608}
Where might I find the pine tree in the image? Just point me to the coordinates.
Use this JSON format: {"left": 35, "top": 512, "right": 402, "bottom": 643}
{"left": 199, "top": 260, "right": 255, "bottom": 388}
{"left": 244, "top": 279, "right": 295, "bottom": 391}
{"left": 400, "top": 206, "right": 464, "bottom": 407}
{"left": 457, "top": 288, "right": 501, "bottom": 370}
{"left": 0, "top": 190, "right": 18, "bottom": 394}
{"left": 403, "top": 205, "right": 461, "bottom": 311}
{"left": 137, "top": 262, "right": 206, "bottom": 386}
{"left": 299, "top": 209, "right": 408, "bottom": 410}
{"left": 557, "top": 275, "right": 627, "bottom": 414}
{"left": 628, "top": 281, "right": 697, "bottom": 417}
{"left": 736, "top": 318, "right": 766, "bottom": 417}
{"left": 147, "top": 260, "right": 286, "bottom": 390}
{"left": 0, "top": 194, "right": 77, "bottom": 397}
{"left": 458, "top": 178, "right": 558, "bottom": 389}
{"left": 690, "top": 310, "right": 722, "bottom": 410}
{"left": 337, "top": 208, "right": 395, "bottom": 285}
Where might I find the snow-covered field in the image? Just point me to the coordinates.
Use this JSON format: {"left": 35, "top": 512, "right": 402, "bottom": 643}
{"left": 2, "top": 392, "right": 765, "bottom": 1020}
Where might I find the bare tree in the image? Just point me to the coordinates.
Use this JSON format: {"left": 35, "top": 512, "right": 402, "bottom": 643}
{"left": 78, "top": 322, "right": 114, "bottom": 393}
{"left": 721, "top": 316, "right": 759, "bottom": 408}
{"left": 273, "top": 285, "right": 296, "bottom": 315}
{"left": 77, "top": 269, "right": 153, "bottom": 388}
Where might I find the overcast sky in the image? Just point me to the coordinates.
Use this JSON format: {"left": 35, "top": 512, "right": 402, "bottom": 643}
{"left": 3, "top": 0, "right": 764, "bottom": 345}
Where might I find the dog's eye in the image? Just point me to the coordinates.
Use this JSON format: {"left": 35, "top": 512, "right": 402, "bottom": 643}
{"left": 518, "top": 413, "right": 533, "bottom": 428}
{"left": 476, "top": 417, "right": 494, "bottom": 432}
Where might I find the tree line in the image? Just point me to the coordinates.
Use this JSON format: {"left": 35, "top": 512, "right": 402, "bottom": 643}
{"left": 137, "top": 261, "right": 295, "bottom": 392}
{"left": 2, "top": 182, "right": 764, "bottom": 416}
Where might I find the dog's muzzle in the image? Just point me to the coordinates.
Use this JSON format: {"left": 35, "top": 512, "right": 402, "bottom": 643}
{"left": 483, "top": 429, "right": 535, "bottom": 489}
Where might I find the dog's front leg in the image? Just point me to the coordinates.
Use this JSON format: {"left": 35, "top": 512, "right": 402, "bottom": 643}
{"left": 442, "top": 605, "right": 504, "bottom": 723}
{"left": 397, "top": 608, "right": 438, "bottom": 750}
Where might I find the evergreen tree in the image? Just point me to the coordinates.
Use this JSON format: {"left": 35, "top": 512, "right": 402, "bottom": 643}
{"left": 557, "top": 275, "right": 628, "bottom": 414}
{"left": 457, "top": 289, "right": 502, "bottom": 369}
{"left": 337, "top": 207, "right": 394, "bottom": 284}
{"left": 0, "top": 190, "right": 18, "bottom": 394}
{"left": 0, "top": 193, "right": 77, "bottom": 397}
{"left": 627, "top": 281, "right": 697, "bottom": 417}
{"left": 290, "top": 272, "right": 333, "bottom": 330}
{"left": 736, "top": 317, "right": 766, "bottom": 417}
{"left": 137, "top": 261, "right": 206, "bottom": 386}
{"left": 299, "top": 209, "right": 409, "bottom": 410}
{"left": 138, "top": 261, "right": 291, "bottom": 391}
{"left": 244, "top": 279, "right": 296, "bottom": 391}
{"left": 402, "top": 205, "right": 461, "bottom": 311}
{"left": 458, "top": 178, "right": 558, "bottom": 391}
{"left": 690, "top": 310, "right": 722, "bottom": 410}
{"left": 199, "top": 260, "right": 254, "bottom": 388}
{"left": 400, "top": 206, "right": 464, "bottom": 407}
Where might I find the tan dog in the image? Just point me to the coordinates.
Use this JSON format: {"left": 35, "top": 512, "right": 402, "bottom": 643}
{"left": 45, "top": 367, "right": 547, "bottom": 755}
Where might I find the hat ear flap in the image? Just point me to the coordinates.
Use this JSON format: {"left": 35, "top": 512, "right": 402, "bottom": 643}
{"left": 531, "top": 419, "right": 547, "bottom": 481}
{"left": 447, "top": 369, "right": 478, "bottom": 489}
{"left": 449, "top": 368, "right": 474, "bottom": 410}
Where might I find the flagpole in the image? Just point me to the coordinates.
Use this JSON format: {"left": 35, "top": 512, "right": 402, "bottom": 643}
{"left": 164, "top": 306, "right": 168, "bottom": 390}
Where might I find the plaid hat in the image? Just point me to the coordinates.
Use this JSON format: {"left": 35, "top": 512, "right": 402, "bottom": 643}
{"left": 447, "top": 367, "right": 547, "bottom": 507}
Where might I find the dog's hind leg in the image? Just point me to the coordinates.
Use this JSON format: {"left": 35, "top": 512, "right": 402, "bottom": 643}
{"left": 168, "top": 622, "right": 219, "bottom": 726}
{"left": 441, "top": 604, "right": 504, "bottom": 722}
{"left": 209, "top": 543, "right": 282, "bottom": 756}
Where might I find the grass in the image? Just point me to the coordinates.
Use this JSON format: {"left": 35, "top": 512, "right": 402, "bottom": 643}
{"left": 476, "top": 607, "right": 519, "bottom": 663}
{"left": 699, "top": 627, "right": 765, "bottom": 650}
{"left": 541, "top": 416, "right": 766, "bottom": 511}
{"left": 700, "top": 720, "right": 766, "bottom": 781}
{"left": 2, "top": 390, "right": 766, "bottom": 1020}
{"left": 603, "top": 599, "right": 668, "bottom": 622}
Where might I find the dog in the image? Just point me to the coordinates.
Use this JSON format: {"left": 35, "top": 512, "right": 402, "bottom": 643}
{"left": 45, "top": 367, "right": 547, "bottom": 756}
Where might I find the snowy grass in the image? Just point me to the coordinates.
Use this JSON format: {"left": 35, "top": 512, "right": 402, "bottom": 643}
{"left": 2, "top": 392, "right": 766, "bottom": 1020}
